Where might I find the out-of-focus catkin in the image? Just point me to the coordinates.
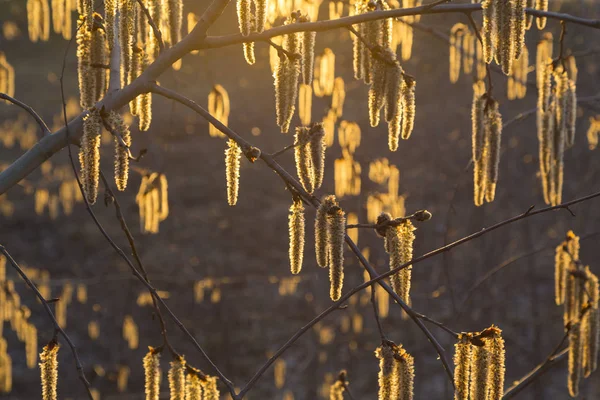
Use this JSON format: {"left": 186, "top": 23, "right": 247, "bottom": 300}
{"left": 289, "top": 199, "right": 305, "bottom": 275}
{"left": 143, "top": 347, "right": 161, "bottom": 400}
{"left": 39, "top": 343, "right": 59, "bottom": 400}
{"left": 208, "top": 85, "right": 229, "bottom": 138}
{"left": 225, "top": 139, "right": 241, "bottom": 206}
{"left": 168, "top": 356, "right": 185, "bottom": 400}
{"left": 535, "top": 0, "right": 548, "bottom": 29}
{"left": 80, "top": 109, "right": 102, "bottom": 204}
{"left": 328, "top": 207, "right": 346, "bottom": 301}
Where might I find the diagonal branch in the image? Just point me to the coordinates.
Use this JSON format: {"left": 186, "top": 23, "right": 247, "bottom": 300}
{"left": 0, "top": 93, "right": 51, "bottom": 136}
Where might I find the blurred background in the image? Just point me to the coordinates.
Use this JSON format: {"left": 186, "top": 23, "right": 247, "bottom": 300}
{"left": 0, "top": 0, "right": 600, "bottom": 398}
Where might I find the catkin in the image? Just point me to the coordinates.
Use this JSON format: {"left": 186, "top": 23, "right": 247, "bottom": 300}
{"left": 469, "top": 343, "right": 489, "bottom": 400}
{"left": 401, "top": 75, "right": 416, "bottom": 140}
{"left": 555, "top": 242, "right": 569, "bottom": 305}
{"left": 105, "top": 0, "right": 116, "bottom": 50}
{"left": 390, "top": 220, "right": 415, "bottom": 304}
{"left": 535, "top": 0, "right": 548, "bottom": 29}
{"left": 236, "top": 0, "right": 252, "bottom": 36}
{"left": 453, "top": 334, "right": 472, "bottom": 400}
{"left": 310, "top": 123, "right": 326, "bottom": 190}
{"left": 107, "top": 111, "right": 132, "bottom": 191}
{"left": 143, "top": 347, "right": 161, "bottom": 400}
{"left": 486, "top": 328, "right": 505, "bottom": 400}
{"left": 243, "top": 42, "right": 255, "bottom": 65}
{"left": 289, "top": 199, "right": 305, "bottom": 275}
{"left": 91, "top": 25, "right": 109, "bottom": 103}
{"left": 167, "top": 0, "right": 183, "bottom": 45}
{"left": 255, "top": 0, "right": 267, "bottom": 33}
{"left": 568, "top": 321, "right": 583, "bottom": 397}
{"left": 376, "top": 342, "right": 398, "bottom": 399}
{"left": 484, "top": 99, "right": 502, "bottom": 203}
{"left": 481, "top": 0, "right": 497, "bottom": 63}
{"left": 119, "top": 0, "right": 135, "bottom": 88}
{"left": 330, "top": 380, "right": 344, "bottom": 400}
{"left": 201, "top": 376, "right": 219, "bottom": 400}
{"left": 498, "top": 0, "right": 515, "bottom": 75}
{"left": 302, "top": 30, "right": 316, "bottom": 85}
{"left": 138, "top": 52, "right": 153, "bottom": 131}
{"left": 80, "top": 109, "right": 102, "bottom": 204}
{"left": 368, "top": 55, "right": 386, "bottom": 128}
{"left": 77, "top": 15, "right": 93, "bottom": 109}
{"left": 225, "top": 139, "right": 241, "bottom": 206}
{"left": 274, "top": 17, "right": 302, "bottom": 133}
{"left": 328, "top": 207, "right": 346, "bottom": 301}
{"left": 185, "top": 370, "right": 203, "bottom": 399}
{"left": 332, "top": 77, "right": 346, "bottom": 118}
{"left": 295, "top": 127, "right": 314, "bottom": 193}
{"left": 39, "top": 343, "right": 59, "bottom": 400}
{"left": 168, "top": 357, "right": 186, "bottom": 400}
{"left": 513, "top": 0, "right": 526, "bottom": 60}
{"left": 315, "top": 195, "right": 337, "bottom": 268}
{"left": 583, "top": 269, "right": 599, "bottom": 377}
{"left": 208, "top": 85, "right": 230, "bottom": 138}
{"left": 299, "top": 84, "right": 312, "bottom": 126}
{"left": 472, "top": 90, "right": 486, "bottom": 206}
{"left": 565, "top": 79, "right": 577, "bottom": 148}
{"left": 449, "top": 24, "right": 465, "bottom": 83}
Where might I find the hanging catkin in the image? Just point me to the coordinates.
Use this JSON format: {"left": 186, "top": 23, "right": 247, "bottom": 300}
{"left": 39, "top": 343, "right": 59, "bottom": 400}
{"left": 368, "top": 52, "right": 386, "bottom": 128}
{"left": 315, "top": 195, "right": 337, "bottom": 268}
{"left": 310, "top": 123, "right": 326, "bottom": 190}
{"left": 328, "top": 206, "right": 346, "bottom": 301}
{"left": 583, "top": 268, "right": 599, "bottom": 377}
{"left": 107, "top": 111, "right": 132, "bottom": 191}
{"left": 568, "top": 321, "right": 583, "bottom": 397}
{"left": 555, "top": 241, "right": 569, "bottom": 306}
{"left": 208, "top": 85, "right": 229, "bottom": 138}
{"left": 295, "top": 127, "right": 314, "bottom": 193}
{"left": 481, "top": 0, "right": 497, "bottom": 64}
{"left": 255, "top": 0, "right": 267, "bottom": 33}
{"left": 138, "top": 52, "right": 153, "bottom": 131}
{"left": 105, "top": 0, "right": 116, "bottom": 51}
{"left": 498, "top": 0, "right": 515, "bottom": 75}
{"left": 225, "top": 139, "right": 241, "bottom": 206}
{"left": 376, "top": 342, "right": 398, "bottom": 399}
{"left": 243, "top": 42, "right": 255, "bottom": 65}
{"left": 565, "top": 79, "right": 577, "bottom": 148}
{"left": 301, "top": 24, "right": 316, "bottom": 85}
{"left": 453, "top": 334, "right": 472, "bottom": 400}
{"left": 91, "top": 20, "right": 108, "bottom": 102}
{"left": 513, "top": 0, "right": 526, "bottom": 60}
{"left": 201, "top": 376, "right": 220, "bottom": 400}
{"left": 535, "top": 0, "right": 548, "bottom": 29}
{"left": 185, "top": 369, "right": 203, "bottom": 399}
{"left": 386, "top": 220, "right": 415, "bottom": 305}
{"left": 236, "top": 0, "right": 252, "bottom": 36}
{"left": 449, "top": 24, "right": 465, "bottom": 83}
{"left": 168, "top": 356, "right": 185, "bottom": 400}
{"left": 167, "top": 0, "right": 183, "bottom": 45}
{"left": 483, "top": 98, "right": 502, "bottom": 203}
{"left": 486, "top": 327, "right": 506, "bottom": 400}
{"left": 401, "top": 75, "right": 416, "bottom": 140}
{"left": 143, "top": 347, "right": 161, "bottom": 400}
{"left": 80, "top": 109, "right": 102, "bottom": 204}
{"left": 472, "top": 90, "right": 486, "bottom": 206}
{"left": 76, "top": 14, "right": 93, "bottom": 109}
{"left": 119, "top": 0, "right": 135, "bottom": 87}
{"left": 274, "top": 17, "right": 302, "bottom": 133}
{"left": 299, "top": 84, "right": 312, "bottom": 125}
{"left": 469, "top": 343, "right": 489, "bottom": 399}
{"left": 289, "top": 199, "right": 305, "bottom": 275}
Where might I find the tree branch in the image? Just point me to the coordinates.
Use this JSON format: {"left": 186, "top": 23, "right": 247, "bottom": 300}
{"left": 0, "top": 93, "right": 51, "bottom": 136}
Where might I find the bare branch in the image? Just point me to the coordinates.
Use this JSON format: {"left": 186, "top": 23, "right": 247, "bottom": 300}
{"left": 0, "top": 93, "right": 51, "bottom": 136}
{"left": 135, "top": 0, "right": 165, "bottom": 52}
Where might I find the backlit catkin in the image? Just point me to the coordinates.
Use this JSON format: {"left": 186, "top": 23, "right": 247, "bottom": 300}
{"left": 107, "top": 111, "right": 132, "bottom": 191}
{"left": 236, "top": 0, "right": 251, "bottom": 36}
{"left": 274, "top": 16, "right": 302, "bottom": 133}
{"left": 119, "top": 0, "right": 135, "bottom": 87}
{"left": 583, "top": 269, "right": 599, "bottom": 377}
{"left": 39, "top": 343, "right": 59, "bottom": 400}
{"left": 565, "top": 79, "right": 577, "bottom": 148}
{"left": 472, "top": 90, "right": 486, "bottom": 206}
{"left": 295, "top": 127, "right": 314, "bottom": 193}
{"left": 302, "top": 29, "right": 316, "bottom": 85}
{"left": 225, "top": 139, "right": 241, "bottom": 206}
{"left": 486, "top": 327, "right": 505, "bottom": 400}
{"left": 255, "top": 0, "right": 267, "bottom": 32}
{"left": 243, "top": 42, "right": 255, "bottom": 65}
{"left": 91, "top": 18, "right": 108, "bottom": 102}
{"left": 555, "top": 242, "right": 569, "bottom": 306}
{"left": 513, "top": 0, "right": 526, "bottom": 60}
{"left": 143, "top": 347, "right": 161, "bottom": 400}
{"left": 185, "top": 370, "right": 203, "bottom": 399}
{"left": 168, "top": 356, "right": 186, "bottom": 400}
{"left": 535, "top": 0, "right": 548, "bottom": 29}
{"left": 401, "top": 75, "right": 416, "bottom": 140}
{"left": 453, "top": 334, "right": 472, "bottom": 400}
{"left": 80, "top": 109, "right": 102, "bottom": 204}
{"left": 76, "top": 15, "right": 93, "bottom": 108}
{"left": 299, "top": 84, "right": 312, "bottom": 126}
{"left": 105, "top": 0, "right": 116, "bottom": 50}
{"left": 449, "top": 24, "right": 465, "bottom": 83}
{"left": 289, "top": 199, "right": 305, "bottom": 275}
{"left": 386, "top": 220, "right": 415, "bottom": 305}
{"left": 201, "top": 376, "right": 219, "bottom": 400}
{"left": 310, "top": 123, "right": 326, "bottom": 190}
{"left": 484, "top": 99, "right": 502, "bottom": 203}
{"left": 328, "top": 207, "right": 346, "bottom": 301}
{"left": 315, "top": 195, "right": 338, "bottom": 268}
{"left": 167, "top": 0, "right": 183, "bottom": 45}
{"left": 568, "top": 321, "right": 583, "bottom": 397}
{"left": 376, "top": 342, "right": 398, "bottom": 399}
{"left": 481, "top": 0, "right": 497, "bottom": 64}
{"left": 469, "top": 343, "right": 489, "bottom": 399}
{"left": 138, "top": 52, "right": 153, "bottom": 131}
{"left": 208, "top": 85, "right": 229, "bottom": 138}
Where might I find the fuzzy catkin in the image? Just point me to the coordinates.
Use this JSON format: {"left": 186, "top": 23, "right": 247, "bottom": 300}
{"left": 167, "top": 0, "right": 183, "bottom": 45}
{"left": 80, "top": 109, "right": 102, "bottom": 204}
{"left": 76, "top": 15, "right": 93, "bottom": 109}
{"left": 472, "top": 91, "right": 486, "bottom": 206}
{"left": 568, "top": 321, "right": 583, "bottom": 397}
{"left": 368, "top": 58, "right": 386, "bottom": 127}
{"left": 143, "top": 348, "right": 161, "bottom": 400}
{"left": 309, "top": 123, "right": 326, "bottom": 190}
{"left": 469, "top": 344, "right": 489, "bottom": 400}
{"left": 185, "top": 372, "right": 203, "bottom": 400}
{"left": 236, "top": 0, "right": 252, "bottom": 36}
{"left": 289, "top": 199, "right": 305, "bottom": 275}
{"left": 565, "top": 79, "right": 577, "bottom": 148}
{"left": 453, "top": 334, "right": 472, "bottom": 400}
{"left": 299, "top": 84, "right": 312, "bottom": 126}
{"left": 555, "top": 243, "right": 568, "bottom": 305}
{"left": 328, "top": 207, "right": 346, "bottom": 301}
{"left": 108, "top": 111, "right": 132, "bottom": 191}
{"left": 329, "top": 380, "right": 344, "bottom": 400}
{"left": 138, "top": 53, "right": 153, "bottom": 131}
{"left": 119, "top": 0, "right": 135, "bottom": 87}
{"left": 105, "top": 0, "right": 116, "bottom": 50}
{"left": 225, "top": 139, "right": 241, "bottom": 206}
{"left": 255, "top": 0, "right": 267, "bottom": 32}
{"left": 386, "top": 63, "right": 403, "bottom": 152}
{"left": 484, "top": 99, "right": 502, "bottom": 203}
{"left": 376, "top": 343, "right": 398, "bottom": 399}
{"left": 449, "top": 24, "right": 464, "bottom": 83}
{"left": 201, "top": 376, "right": 219, "bottom": 400}
{"left": 401, "top": 76, "right": 416, "bottom": 140}
{"left": 486, "top": 329, "right": 505, "bottom": 400}
{"left": 243, "top": 42, "right": 255, "bottom": 65}
{"left": 168, "top": 357, "right": 186, "bottom": 400}
{"left": 513, "top": 0, "right": 526, "bottom": 60}
{"left": 91, "top": 23, "right": 108, "bottom": 102}
{"left": 302, "top": 31, "right": 316, "bottom": 85}
{"left": 498, "top": 0, "right": 515, "bottom": 75}
{"left": 315, "top": 196, "right": 337, "bottom": 268}
{"left": 397, "top": 346, "right": 415, "bottom": 400}
{"left": 535, "top": 0, "right": 548, "bottom": 29}
{"left": 39, "top": 343, "right": 59, "bottom": 400}
{"left": 481, "top": 0, "right": 496, "bottom": 63}
{"left": 295, "top": 127, "right": 314, "bottom": 193}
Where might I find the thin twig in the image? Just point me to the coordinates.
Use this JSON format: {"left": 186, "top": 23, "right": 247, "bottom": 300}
{"left": 370, "top": 281, "right": 386, "bottom": 342}
{"left": 0, "top": 246, "right": 95, "bottom": 400}
{"left": 0, "top": 93, "right": 51, "bottom": 136}
{"left": 135, "top": 0, "right": 165, "bottom": 52}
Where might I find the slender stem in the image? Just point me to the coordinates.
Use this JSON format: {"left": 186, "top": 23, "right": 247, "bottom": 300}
{"left": 370, "top": 281, "right": 386, "bottom": 342}
{"left": 0, "top": 93, "right": 51, "bottom": 136}
{"left": 0, "top": 246, "right": 94, "bottom": 400}
{"left": 135, "top": 0, "right": 165, "bottom": 51}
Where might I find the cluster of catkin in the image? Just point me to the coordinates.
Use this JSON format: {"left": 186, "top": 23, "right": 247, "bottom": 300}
{"left": 481, "top": 0, "right": 527, "bottom": 75}
{"left": 377, "top": 213, "right": 416, "bottom": 306}
{"left": 449, "top": 23, "right": 487, "bottom": 84}
{"left": 471, "top": 92, "right": 503, "bottom": 206}
{"left": 453, "top": 326, "right": 505, "bottom": 400}
{"left": 207, "top": 85, "right": 230, "bottom": 138}
{"left": 375, "top": 340, "right": 415, "bottom": 400}
{"left": 143, "top": 348, "right": 220, "bottom": 400}
{"left": 294, "top": 123, "right": 326, "bottom": 194}
{"left": 236, "top": 0, "right": 270, "bottom": 64}
{"left": 553, "top": 231, "right": 599, "bottom": 396}
{"left": 39, "top": 342, "right": 60, "bottom": 400}
{"left": 588, "top": 115, "right": 600, "bottom": 150}
{"left": 315, "top": 195, "right": 346, "bottom": 301}
{"left": 536, "top": 35, "right": 577, "bottom": 206}
{"left": 0, "top": 53, "right": 15, "bottom": 99}
{"left": 136, "top": 172, "right": 169, "bottom": 233}
{"left": 50, "top": 0, "right": 75, "bottom": 39}
{"left": 77, "top": 13, "right": 109, "bottom": 110}
{"left": 27, "top": 0, "right": 50, "bottom": 42}
{"left": 274, "top": 13, "right": 317, "bottom": 133}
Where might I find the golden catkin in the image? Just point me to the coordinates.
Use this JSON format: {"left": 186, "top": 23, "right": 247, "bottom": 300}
{"left": 564, "top": 263, "right": 581, "bottom": 326}
{"left": 143, "top": 347, "right": 161, "bottom": 400}
{"left": 332, "top": 77, "right": 346, "bottom": 118}
{"left": 299, "top": 84, "right": 312, "bottom": 126}
{"left": 225, "top": 139, "right": 241, "bottom": 206}
{"left": 255, "top": 0, "right": 267, "bottom": 33}
{"left": 236, "top": 0, "right": 252, "bottom": 36}
{"left": 51, "top": 0, "right": 64, "bottom": 35}
{"left": 168, "top": 357, "right": 186, "bottom": 400}
{"left": 376, "top": 342, "right": 398, "bottom": 399}
{"left": 486, "top": 327, "right": 506, "bottom": 400}
{"left": 588, "top": 116, "right": 600, "bottom": 150}
{"left": 289, "top": 199, "right": 305, "bottom": 275}
{"left": 119, "top": 0, "right": 135, "bottom": 87}
{"left": 535, "top": 0, "right": 548, "bottom": 29}
{"left": 77, "top": 14, "right": 93, "bottom": 109}
{"left": 583, "top": 269, "right": 599, "bottom": 377}
{"left": 481, "top": 0, "right": 497, "bottom": 64}
{"left": 105, "top": 0, "right": 116, "bottom": 50}
{"left": 472, "top": 90, "right": 486, "bottom": 206}
{"left": 565, "top": 79, "right": 577, "bottom": 148}
{"left": 568, "top": 321, "right": 583, "bottom": 397}
{"left": 498, "top": 0, "right": 515, "bottom": 75}
{"left": 274, "top": 17, "right": 302, "bottom": 133}
{"left": 513, "top": 0, "right": 526, "bottom": 60}
{"left": 167, "top": 0, "right": 183, "bottom": 45}
{"left": 316, "top": 195, "right": 337, "bottom": 268}
{"left": 388, "top": 220, "right": 415, "bottom": 304}
{"left": 185, "top": 371, "right": 203, "bottom": 399}
{"left": 243, "top": 42, "right": 255, "bottom": 65}
{"left": 449, "top": 24, "right": 465, "bottom": 83}
{"left": 310, "top": 123, "right": 326, "bottom": 190}
{"left": 368, "top": 56, "right": 386, "bottom": 127}
{"left": 138, "top": 52, "right": 153, "bottom": 131}
{"left": 396, "top": 345, "right": 415, "bottom": 400}
{"left": 469, "top": 343, "right": 489, "bottom": 400}
{"left": 401, "top": 75, "right": 416, "bottom": 140}
{"left": 555, "top": 242, "right": 569, "bottom": 305}
{"left": 39, "top": 343, "right": 59, "bottom": 400}
{"left": 302, "top": 30, "right": 316, "bottom": 85}
{"left": 483, "top": 99, "right": 502, "bottom": 203}
{"left": 107, "top": 111, "right": 132, "bottom": 191}
{"left": 295, "top": 127, "right": 314, "bottom": 193}
{"left": 328, "top": 207, "right": 346, "bottom": 301}
{"left": 80, "top": 109, "right": 102, "bottom": 204}
{"left": 384, "top": 58, "right": 403, "bottom": 151}
{"left": 208, "top": 85, "right": 230, "bottom": 138}
{"left": 91, "top": 19, "right": 108, "bottom": 102}
{"left": 453, "top": 334, "right": 472, "bottom": 400}
{"left": 201, "top": 376, "right": 219, "bottom": 400}
{"left": 329, "top": 380, "right": 344, "bottom": 400}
